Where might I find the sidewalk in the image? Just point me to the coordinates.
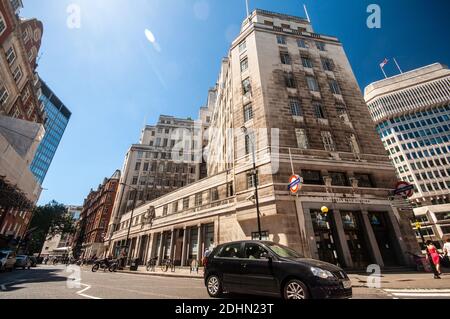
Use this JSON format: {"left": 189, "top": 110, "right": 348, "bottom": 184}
{"left": 117, "top": 266, "right": 204, "bottom": 279}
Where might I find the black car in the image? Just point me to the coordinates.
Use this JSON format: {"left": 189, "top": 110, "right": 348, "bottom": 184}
{"left": 204, "top": 241, "right": 352, "bottom": 300}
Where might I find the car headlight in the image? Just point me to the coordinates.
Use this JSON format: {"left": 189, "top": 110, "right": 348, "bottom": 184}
{"left": 311, "top": 267, "right": 334, "bottom": 279}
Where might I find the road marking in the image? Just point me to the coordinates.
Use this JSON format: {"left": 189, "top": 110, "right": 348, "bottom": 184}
{"left": 383, "top": 289, "right": 450, "bottom": 298}
{"left": 77, "top": 284, "right": 101, "bottom": 300}
{"left": 390, "top": 293, "right": 450, "bottom": 297}
{"left": 385, "top": 289, "right": 450, "bottom": 293}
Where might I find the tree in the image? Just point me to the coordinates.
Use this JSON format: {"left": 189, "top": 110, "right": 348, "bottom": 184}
{"left": 27, "top": 201, "right": 76, "bottom": 256}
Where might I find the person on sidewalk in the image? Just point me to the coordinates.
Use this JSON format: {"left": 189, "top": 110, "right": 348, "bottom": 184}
{"left": 426, "top": 241, "right": 442, "bottom": 279}
{"left": 443, "top": 238, "right": 450, "bottom": 267}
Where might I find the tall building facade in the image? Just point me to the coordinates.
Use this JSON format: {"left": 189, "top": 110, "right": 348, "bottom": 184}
{"left": 105, "top": 115, "right": 207, "bottom": 253}
{"left": 76, "top": 170, "right": 120, "bottom": 259}
{"left": 0, "top": 0, "right": 45, "bottom": 248}
{"left": 365, "top": 63, "right": 450, "bottom": 246}
{"left": 30, "top": 79, "right": 71, "bottom": 185}
{"left": 108, "top": 9, "right": 419, "bottom": 269}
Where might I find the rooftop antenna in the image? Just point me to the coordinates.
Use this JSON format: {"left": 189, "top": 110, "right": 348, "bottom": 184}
{"left": 303, "top": 4, "right": 311, "bottom": 23}
{"left": 245, "top": 0, "right": 250, "bottom": 19}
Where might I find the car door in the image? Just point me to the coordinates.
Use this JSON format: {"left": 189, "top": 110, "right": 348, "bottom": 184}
{"left": 239, "top": 243, "right": 278, "bottom": 295}
{"left": 7, "top": 252, "right": 16, "bottom": 268}
{"left": 213, "top": 243, "right": 244, "bottom": 292}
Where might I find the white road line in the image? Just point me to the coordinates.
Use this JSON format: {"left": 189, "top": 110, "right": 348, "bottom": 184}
{"left": 76, "top": 284, "right": 101, "bottom": 300}
{"left": 385, "top": 289, "right": 450, "bottom": 293}
{"left": 390, "top": 293, "right": 450, "bottom": 297}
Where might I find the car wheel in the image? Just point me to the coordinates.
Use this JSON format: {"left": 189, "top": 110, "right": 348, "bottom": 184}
{"left": 283, "top": 279, "right": 309, "bottom": 300}
{"left": 206, "top": 275, "right": 223, "bottom": 298}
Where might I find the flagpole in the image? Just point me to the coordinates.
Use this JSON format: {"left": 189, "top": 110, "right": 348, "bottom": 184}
{"left": 393, "top": 58, "right": 403, "bottom": 74}
{"left": 245, "top": 0, "right": 250, "bottom": 18}
{"left": 380, "top": 66, "right": 387, "bottom": 79}
{"left": 303, "top": 4, "right": 311, "bottom": 23}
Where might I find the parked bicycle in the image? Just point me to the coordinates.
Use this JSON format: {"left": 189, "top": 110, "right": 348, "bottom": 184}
{"left": 160, "top": 258, "right": 175, "bottom": 272}
{"left": 146, "top": 257, "right": 158, "bottom": 272}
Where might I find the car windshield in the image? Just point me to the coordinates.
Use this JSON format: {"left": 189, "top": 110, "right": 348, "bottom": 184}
{"left": 267, "top": 243, "right": 303, "bottom": 258}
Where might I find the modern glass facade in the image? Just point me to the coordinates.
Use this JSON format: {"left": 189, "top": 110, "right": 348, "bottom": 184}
{"left": 30, "top": 79, "right": 71, "bottom": 185}
{"left": 375, "top": 104, "right": 450, "bottom": 197}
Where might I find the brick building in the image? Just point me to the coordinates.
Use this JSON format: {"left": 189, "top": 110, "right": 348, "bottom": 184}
{"left": 108, "top": 9, "right": 419, "bottom": 269}
{"left": 76, "top": 170, "right": 120, "bottom": 259}
{"left": 0, "top": 0, "right": 45, "bottom": 248}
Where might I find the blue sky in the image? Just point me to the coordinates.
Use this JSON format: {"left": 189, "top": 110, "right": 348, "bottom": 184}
{"left": 21, "top": 0, "right": 450, "bottom": 206}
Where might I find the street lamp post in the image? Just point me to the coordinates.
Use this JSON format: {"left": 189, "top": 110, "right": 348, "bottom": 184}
{"left": 241, "top": 126, "right": 262, "bottom": 240}
{"left": 121, "top": 182, "right": 138, "bottom": 267}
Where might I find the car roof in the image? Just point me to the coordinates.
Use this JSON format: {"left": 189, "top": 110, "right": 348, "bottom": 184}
{"left": 217, "top": 240, "right": 275, "bottom": 246}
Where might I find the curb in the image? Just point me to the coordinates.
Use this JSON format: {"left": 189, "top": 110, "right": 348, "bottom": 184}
{"left": 116, "top": 270, "right": 203, "bottom": 279}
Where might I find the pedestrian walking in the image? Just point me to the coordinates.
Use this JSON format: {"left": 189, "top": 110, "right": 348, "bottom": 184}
{"left": 425, "top": 241, "right": 442, "bottom": 279}
{"left": 443, "top": 238, "right": 450, "bottom": 267}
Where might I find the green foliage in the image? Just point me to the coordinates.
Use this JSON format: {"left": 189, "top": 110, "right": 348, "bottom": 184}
{"left": 27, "top": 201, "right": 76, "bottom": 255}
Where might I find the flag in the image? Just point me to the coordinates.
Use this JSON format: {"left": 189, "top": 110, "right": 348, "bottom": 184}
{"left": 380, "top": 58, "right": 389, "bottom": 69}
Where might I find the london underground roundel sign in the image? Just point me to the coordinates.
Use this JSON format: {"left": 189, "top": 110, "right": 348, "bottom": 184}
{"left": 394, "top": 181, "right": 414, "bottom": 198}
{"left": 288, "top": 175, "right": 303, "bottom": 194}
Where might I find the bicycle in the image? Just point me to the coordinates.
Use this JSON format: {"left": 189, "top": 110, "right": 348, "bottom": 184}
{"left": 160, "top": 258, "right": 175, "bottom": 272}
{"left": 146, "top": 257, "right": 158, "bottom": 272}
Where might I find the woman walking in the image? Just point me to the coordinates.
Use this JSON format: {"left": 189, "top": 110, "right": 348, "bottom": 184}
{"left": 426, "top": 241, "right": 441, "bottom": 279}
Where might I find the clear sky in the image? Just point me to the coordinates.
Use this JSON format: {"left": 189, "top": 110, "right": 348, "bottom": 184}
{"left": 21, "top": 0, "right": 450, "bottom": 206}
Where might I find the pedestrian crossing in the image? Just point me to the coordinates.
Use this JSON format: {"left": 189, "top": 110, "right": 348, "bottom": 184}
{"left": 383, "top": 288, "right": 450, "bottom": 299}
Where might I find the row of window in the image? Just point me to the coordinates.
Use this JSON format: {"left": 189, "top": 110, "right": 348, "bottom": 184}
{"left": 129, "top": 179, "right": 191, "bottom": 193}
{"left": 0, "top": 13, "right": 6, "bottom": 35}
{"left": 243, "top": 95, "right": 345, "bottom": 124}
{"left": 284, "top": 170, "right": 374, "bottom": 188}
{"left": 134, "top": 161, "right": 196, "bottom": 174}
{"left": 419, "top": 180, "right": 450, "bottom": 193}
{"left": 161, "top": 183, "right": 234, "bottom": 216}
{"left": 394, "top": 156, "right": 450, "bottom": 174}
{"left": 276, "top": 35, "right": 326, "bottom": 52}
{"left": 368, "top": 78, "right": 450, "bottom": 119}
{"left": 377, "top": 105, "right": 450, "bottom": 130}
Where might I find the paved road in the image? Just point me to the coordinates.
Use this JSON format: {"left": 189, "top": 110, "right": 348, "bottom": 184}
{"left": 0, "top": 265, "right": 448, "bottom": 299}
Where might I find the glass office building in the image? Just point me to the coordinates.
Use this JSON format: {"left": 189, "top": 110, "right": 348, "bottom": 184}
{"left": 30, "top": 80, "right": 71, "bottom": 185}
{"left": 365, "top": 63, "right": 450, "bottom": 247}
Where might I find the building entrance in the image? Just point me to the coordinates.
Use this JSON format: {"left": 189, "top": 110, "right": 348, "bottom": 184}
{"left": 369, "top": 212, "right": 399, "bottom": 266}
{"left": 310, "top": 210, "right": 342, "bottom": 267}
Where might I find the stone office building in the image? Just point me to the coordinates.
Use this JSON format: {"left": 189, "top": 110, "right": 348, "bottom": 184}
{"left": 105, "top": 113, "right": 210, "bottom": 256}
{"left": 108, "top": 9, "right": 419, "bottom": 269}
{"left": 365, "top": 63, "right": 450, "bottom": 246}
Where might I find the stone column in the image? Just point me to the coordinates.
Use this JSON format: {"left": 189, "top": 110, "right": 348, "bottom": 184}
{"left": 134, "top": 236, "right": 141, "bottom": 260}
{"left": 169, "top": 229, "right": 176, "bottom": 260}
{"left": 157, "top": 232, "right": 164, "bottom": 265}
{"left": 197, "top": 224, "right": 203, "bottom": 262}
{"left": 332, "top": 210, "right": 354, "bottom": 269}
{"left": 295, "top": 199, "right": 315, "bottom": 258}
{"left": 361, "top": 211, "right": 384, "bottom": 267}
{"left": 181, "top": 227, "right": 188, "bottom": 266}
{"left": 214, "top": 217, "right": 219, "bottom": 245}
